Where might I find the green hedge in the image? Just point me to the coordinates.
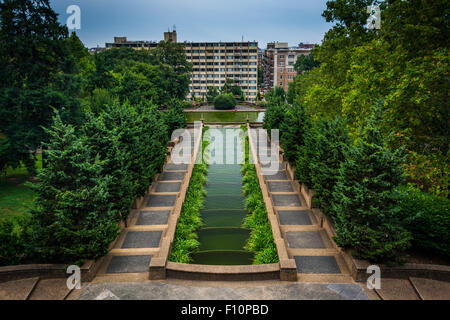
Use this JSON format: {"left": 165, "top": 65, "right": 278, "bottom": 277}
{"left": 214, "top": 93, "right": 236, "bottom": 110}
{"left": 240, "top": 127, "right": 278, "bottom": 264}
{"left": 399, "top": 186, "right": 450, "bottom": 257}
{"left": 0, "top": 215, "right": 31, "bottom": 266}
{"left": 168, "top": 163, "right": 207, "bottom": 263}
{"left": 1, "top": 101, "right": 171, "bottom": 265}
{"left": 169, "top": 127, "right": 209, "bottom": 263}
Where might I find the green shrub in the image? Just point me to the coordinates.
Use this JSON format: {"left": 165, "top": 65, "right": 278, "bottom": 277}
{"left": 262, "top": 103, "right": 287, "bottom": 138}
{"left": 308, "top": 117, "right": 350, "bottom": 218}
{"left": 206, "top": 86, "right": 219, "bottom": 104}
{"left": 398, "top": 186, "right": 450, "bottom": 257}
{"left": 240, "top": 127, "right": 278, "bottom": 264}
{"left": 280, "top": 103, "right": 310, "bottom": 163}
{"left": 169, "top": 129, "right": 209, "bottom": 263}
{"left": 165, "top": 98, "right": 186, "bottom": 138}
{"left": 169, "top": 163, "right": 207, "bottom": 263}
{"left": 241, "top": 163, "right": 279, "bottom": 264}
{"left": 332, "top": 112, "right": 412, "bottom": 263}
{"left": 0, "top": 215, "right": 31, "bottom": 266}
{"left": 214, "top": 93, "right": 236, "bottom": 110}
{"left": 30, "top": 114, "right": 120, "bottom": 264}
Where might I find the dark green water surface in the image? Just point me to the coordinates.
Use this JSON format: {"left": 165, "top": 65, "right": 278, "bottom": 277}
{"left": 191, "top": 128, "right": 253, "bottom": 265}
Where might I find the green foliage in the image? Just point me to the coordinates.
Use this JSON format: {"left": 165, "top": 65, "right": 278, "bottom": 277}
{"left": 86, "top": 43, "right": 191, "bottom": 107}
{"left": 290, "top": 0, "right": 449, "bottom": 194}
{"left": 29, "top": 114, "right": 120, "bottom": 264}
{"left": 262, "top": 103, "right": 287, "bottom": 138}
{"left": 0, "top": 214, "right": 31, "bottom": 266}
{"left": 206, "top": 86, "right": 219, "bottom": 104}
{"left": 221, "top": 78, "right": 235, "bottom": 94}
{"left": 398, "top": 186, "right": 450, "bottom": 257}
{"left": 169, "top": 131, "right": 210, "bottom": 263}
{"left": 241, "top": 164, "right": 279, "bottom": 264}
{"left": 264, "top": 86, "right": 286, "bottom": 105}
{"left": 0, "top": 0, "right": 83, "bottom": 173}
{"left": 308, "top": 117, "right": 351, "bottom": 218}
{"left": 332, "top": 112, "right": 412, "bottom": 262}
{"left": 404, "top": 151, "right": 449, "bottom": 198}
{"left": 294, "top": 53, "right": 320, "bottom": 74}
{"left": 280, "top": 104, "right": 309, "bottom": 163}
{"left": 165, "top": 99, "right": 186, "bottom": 138}
{"left": 240, "top": 127, "right": 278, "bottom": 264}
{"left": 214, "top": 93, "right": 237, "bottom": 110}
{"left": 87, "top": 88, "right": 117, "bottom": 115}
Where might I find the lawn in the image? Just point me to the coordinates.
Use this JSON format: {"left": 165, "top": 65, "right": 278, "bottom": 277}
{"left": 0, "top": 154, "right": 42, "bottom": 219}
{"left": 185, "top": 111, "right": 265, "bottom": 123}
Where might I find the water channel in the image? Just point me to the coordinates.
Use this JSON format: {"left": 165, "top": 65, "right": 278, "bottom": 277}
{"left": 191, "top": 127, "right": 254, "bottom": 265}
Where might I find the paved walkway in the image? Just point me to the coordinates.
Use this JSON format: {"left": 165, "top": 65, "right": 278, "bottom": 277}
{"left": 190, "top": 105, "right": 258, "bottom": 111}
{"left": 248, "top": 128, "right": 353, "bottom": 283}
{"left": 76, "top": 281, "right": 369, "bottom": 300}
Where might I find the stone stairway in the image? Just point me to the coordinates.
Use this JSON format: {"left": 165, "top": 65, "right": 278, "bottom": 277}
{"left": 94, "top": 129, "right": 196, "bottom": 282}
{"left": 249, "top": 127, "right": 353, "bottom": 283}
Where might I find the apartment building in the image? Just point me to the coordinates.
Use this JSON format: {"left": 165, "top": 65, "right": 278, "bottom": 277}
{"left": 105, "top": 32, "right": 259, "bottom": 101}
{"left": 184, "top": 41, "right": 259, "bottom": 102}
{"left": 263, "top": 42, "right": 313, "bottom": 92}
{"left": 105, "top": 36, "right": 159, "bottom": 50}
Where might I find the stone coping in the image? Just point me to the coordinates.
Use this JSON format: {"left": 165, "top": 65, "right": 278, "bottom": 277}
{"left": 149, "top": 122, "right": 204, "bottom": 280}
{"left": 166, "top": 262, "right": 280, "bottom": 281}
{"left": 246, "top": 123, "right": 297, "bottom": 281}
{"left": 0, "top": 258, "right": 104, "bottom": 283}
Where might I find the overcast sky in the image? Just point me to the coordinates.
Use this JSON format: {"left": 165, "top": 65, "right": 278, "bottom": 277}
{"left": 50, "top": 0, "right": 333, "bottom": 49}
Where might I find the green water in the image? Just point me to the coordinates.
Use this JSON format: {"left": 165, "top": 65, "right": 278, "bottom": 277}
{"left": 185, "top": 111, "right": 264, "bottom": 123}
{"left": 191, "top": 128, "right": 253, "bottom": 265}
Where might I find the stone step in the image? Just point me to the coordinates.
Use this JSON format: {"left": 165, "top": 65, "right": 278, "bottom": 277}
{"left": 0, "top": 277, "right": 39, "bottom": 300}
{"left": 134, "top": 210, "right": 171, "bottom": 226}
{"left": 109, "top": 248, "right": 159, "bottom": 255}
{"left": 154, "top": 182, "right": 182, "bottom": 193}
{"left": 288, "top": 248, "right": 339, "bottom": 256}
{"left": 294, "top": 255, "right": 343, "bottom": 275}
{"left": 286, "top": 230, "right": 331, "bottom": 249}
{"left": 409, "top": 277, "right": 450, "bottom": 300}
{"left": 375, "top": 279, "right": 421, "bottom": 300}
{"left": 277, "top": 210, "right": 314, "bottom": 226}
{"left": 103, "top": 254, "right": 153, "bottom": 274}
{"left": 271, "top": 194, "right": 303, "bottom": 207}
{"left": 28, "top": 278, "right": 72, "bottom": 300}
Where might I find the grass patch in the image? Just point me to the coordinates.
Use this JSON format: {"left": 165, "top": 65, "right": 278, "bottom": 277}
{"left": 185, "top": 111, "right": 263, "bottom": 123}
{"left": 240, "top": 126, "right": 279, "bottom": 264}
{"left": 0, "top": 154, "right": 42, "bottom": 219}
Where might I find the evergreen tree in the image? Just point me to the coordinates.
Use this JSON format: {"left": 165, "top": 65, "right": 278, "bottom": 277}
{"left": 309, "top": 117, "right": 350, "bottom": 218}
{"left": 165, "top": 99, "right": 186, "bottom": 138}
{"left": 206, "top": 86, "right": 219, "bottom": 104}
{"left": 82, "top": 111, "right": 134, "bottom": 224}
{"left": 262, "top": 103, "right": 287, "bottom": 139}
{"left": 332, "top": 109, "right": 412, "bottom": 262}
{"left": 279, "top": 103, "right": 309, "bottom": 163}
{"left": 0, "top": 0, "right": 82, "bottom": 173}
{"left": 30, "top": 114, "right": 119, "bottom": 263}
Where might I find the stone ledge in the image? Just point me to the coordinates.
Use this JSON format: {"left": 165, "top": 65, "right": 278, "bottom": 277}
{"left": 0, "top": 256, "right": 105, "bottom": 283}
{"left": 166, "top": 262, "right": 280, "bottom": 281}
